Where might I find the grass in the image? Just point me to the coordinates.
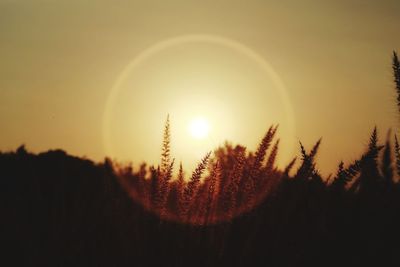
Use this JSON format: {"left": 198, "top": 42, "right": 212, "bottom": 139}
{"left": 1, "top": 52, "right": 400, "bottom": 266}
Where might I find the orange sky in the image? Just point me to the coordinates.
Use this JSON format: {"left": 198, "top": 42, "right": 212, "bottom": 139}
{"left": 1, "top": 0, "right": 400, "bottom": 175}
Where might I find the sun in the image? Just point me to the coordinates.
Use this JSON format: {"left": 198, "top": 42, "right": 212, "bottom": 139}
{"left": 188, "top": 117, "right": 210, "bottom": 139}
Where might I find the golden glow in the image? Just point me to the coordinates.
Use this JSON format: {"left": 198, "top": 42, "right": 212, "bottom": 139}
{"left": 188, "top": 117, "right": 210, "bottom": 139}
{"left": 1, "top": 2, "right": 398, "bottom": 175}
{"left": 102, "top": 34, "right": 295, "bottom": 171}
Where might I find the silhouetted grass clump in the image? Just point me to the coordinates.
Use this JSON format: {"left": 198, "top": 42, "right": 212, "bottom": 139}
{"left": 117, "top": 122, "right": 283, "bottom": 224}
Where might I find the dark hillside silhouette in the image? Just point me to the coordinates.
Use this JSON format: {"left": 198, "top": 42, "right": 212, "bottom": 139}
{"left": 2, "top": 52, "right": 400, "bottom": 266}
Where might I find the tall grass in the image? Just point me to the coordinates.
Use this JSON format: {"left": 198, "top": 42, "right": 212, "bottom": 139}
{"left": 117, "top": 114, "right": 288, "bottom": 224}
{"left": 116, "top": 51, "right": 400, "bottom": 225}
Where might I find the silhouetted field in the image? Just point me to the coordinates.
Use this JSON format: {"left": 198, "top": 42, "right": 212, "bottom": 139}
{"left": 2, "top": 52, "right": 400, "bottom": 267}
{"left": 2, "top": 138, "right": 400, "bottom": 267}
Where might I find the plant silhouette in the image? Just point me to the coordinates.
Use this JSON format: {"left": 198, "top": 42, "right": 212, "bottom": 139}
{"left": 2, "top": 52, "right": 400, "bottom": 266}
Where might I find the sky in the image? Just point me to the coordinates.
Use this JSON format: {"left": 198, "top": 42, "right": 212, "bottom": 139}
{"left": 1, "top": 0, "right": 400, "bottom": 175}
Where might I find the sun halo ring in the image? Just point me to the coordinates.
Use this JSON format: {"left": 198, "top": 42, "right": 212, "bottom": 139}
{"left": 102, "top": 34, "right": 296, "bottom": 163}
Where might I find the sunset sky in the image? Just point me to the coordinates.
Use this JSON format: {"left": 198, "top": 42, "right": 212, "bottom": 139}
{"left": 1, "top": 0, "right": 400, "bottom": 174}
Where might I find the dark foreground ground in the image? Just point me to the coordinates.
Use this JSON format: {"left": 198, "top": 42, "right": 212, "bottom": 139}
{"left": 1, "top": 147, "right": 400, "bottom": 267}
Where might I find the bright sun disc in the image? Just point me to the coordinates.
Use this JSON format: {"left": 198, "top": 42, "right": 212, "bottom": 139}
{"left": 188, "top": 117, "right": 210, "bottom": 139}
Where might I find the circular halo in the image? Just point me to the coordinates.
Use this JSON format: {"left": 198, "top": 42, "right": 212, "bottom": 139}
{"left": 102, "top": 34, "right": 296, "bottom": 162}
